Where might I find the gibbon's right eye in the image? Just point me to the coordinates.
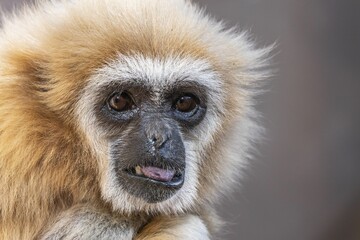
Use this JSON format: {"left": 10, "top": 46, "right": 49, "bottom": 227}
{"left": 108, "top": 92, "right": 136, "bottom": 112}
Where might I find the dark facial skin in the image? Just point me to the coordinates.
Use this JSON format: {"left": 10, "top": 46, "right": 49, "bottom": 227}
{"left": 95, "top": 81, "right": 207, "bottom": 203}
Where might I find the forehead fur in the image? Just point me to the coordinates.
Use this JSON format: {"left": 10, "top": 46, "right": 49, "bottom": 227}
{"left": 94, "top": 55, "right": 221, "bottom": 89}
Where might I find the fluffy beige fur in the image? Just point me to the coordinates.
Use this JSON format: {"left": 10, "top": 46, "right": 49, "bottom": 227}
{"left": 0, "top": 0, "right": 271, "bottom": 239}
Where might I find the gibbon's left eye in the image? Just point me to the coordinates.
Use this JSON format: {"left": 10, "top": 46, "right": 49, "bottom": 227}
{"left": 108, "top": 92, "right": 136, "bottom": 112}
{"left": 174, "top": 95, "right": 199, "bottom": 113}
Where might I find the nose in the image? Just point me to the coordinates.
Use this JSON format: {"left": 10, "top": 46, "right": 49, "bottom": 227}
{"left": 143, "top": 117, "right": 172, "bottom": 149}
{"left": 149, "top": 128, "right": 170, "bottom": 149}
{"left": 140, "top": 114, "right": 185, "bottom": 166}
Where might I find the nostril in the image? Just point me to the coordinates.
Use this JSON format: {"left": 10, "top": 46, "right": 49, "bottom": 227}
{"left": 149, "top": 133, "right": 167, "bottom": 149}
{"left": 156, "top": 139, "right": 166, "bottom": 149}
{"left": 150, "top": 134, "right": 159, "bottom": 144}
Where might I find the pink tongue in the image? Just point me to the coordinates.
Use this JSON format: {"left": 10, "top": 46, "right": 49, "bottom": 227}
{"left": 141, "top": 166, "right": 175, "bottom": 182}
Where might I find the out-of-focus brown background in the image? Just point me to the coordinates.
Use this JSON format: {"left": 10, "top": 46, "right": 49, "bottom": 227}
{"left": 2, "top": 0, "right": 360, "bottom": 239}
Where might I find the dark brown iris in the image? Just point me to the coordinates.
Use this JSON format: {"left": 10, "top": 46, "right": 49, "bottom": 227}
{"left": 109, "top": 92, "right": 135, "bottom": 112}
{"left": 175, "top": 95, "right": 198, "bottom": 113}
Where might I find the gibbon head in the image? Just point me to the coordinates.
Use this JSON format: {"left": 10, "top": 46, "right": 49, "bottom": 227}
{"left": 1, "top": 0, "right": 270, "bottom": 215}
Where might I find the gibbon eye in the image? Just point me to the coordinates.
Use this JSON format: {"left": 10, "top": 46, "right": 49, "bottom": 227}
{"left": 108, "top": 92, "right": 135, "bottom": 112}
{"left": 175, "top": 95, "right": 199, "bottom": 113}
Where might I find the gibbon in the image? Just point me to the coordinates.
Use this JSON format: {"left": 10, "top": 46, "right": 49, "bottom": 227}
{"left": 0, "top": 0, "right": 271, "bottom": 239}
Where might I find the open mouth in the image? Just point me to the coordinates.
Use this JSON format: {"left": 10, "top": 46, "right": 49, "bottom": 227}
{"left": 125, "top": 165, "right": 184, "bottom": 189}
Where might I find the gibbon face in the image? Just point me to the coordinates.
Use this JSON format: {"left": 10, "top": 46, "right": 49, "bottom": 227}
{"left": 0, "top": 0, "right": 270, "bottom": 216}
{"left": 77, "top": 56, "right": 223, "bottom": 210}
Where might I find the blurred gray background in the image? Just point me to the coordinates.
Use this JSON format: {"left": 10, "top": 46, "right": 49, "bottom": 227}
{"left": 1, "top": 0, "right": 360, "bottom": 239}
